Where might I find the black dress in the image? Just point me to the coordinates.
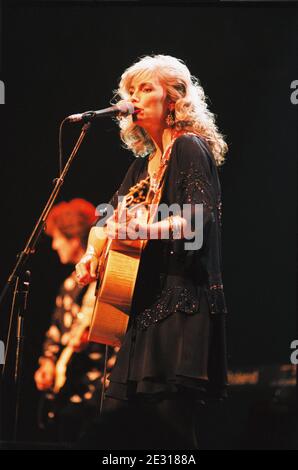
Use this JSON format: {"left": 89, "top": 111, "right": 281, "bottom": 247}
{"left": 102, "top": 133, "right": 228, "bottom": 404}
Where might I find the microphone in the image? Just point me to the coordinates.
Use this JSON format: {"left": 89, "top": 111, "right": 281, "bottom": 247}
{"left": 66, "top": 101, "right": 135, "bottom": 123}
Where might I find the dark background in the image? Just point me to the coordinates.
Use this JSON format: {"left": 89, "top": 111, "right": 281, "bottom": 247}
{"left": 0, "top": 1, "right": 297, "bottom": 444}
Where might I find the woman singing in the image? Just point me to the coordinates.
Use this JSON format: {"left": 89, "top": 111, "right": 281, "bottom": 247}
{"left": 75, "top": 54, "right": 228, "bottom": 449}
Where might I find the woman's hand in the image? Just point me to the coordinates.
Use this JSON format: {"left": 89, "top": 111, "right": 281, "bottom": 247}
{"left": 104, "top": 209, "right": 149, "bottom": 241}
{"left": 75, "top": 250, "right": 99, "bottom": 286}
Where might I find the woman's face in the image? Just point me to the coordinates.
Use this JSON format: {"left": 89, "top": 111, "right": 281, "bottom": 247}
{"left": 128, "top": 73, "right": 169, "bottom": 130}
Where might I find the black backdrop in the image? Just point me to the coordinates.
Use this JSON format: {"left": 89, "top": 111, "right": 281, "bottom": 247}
{"left": 0, "top": 1, "right": 297, "bottom": 442}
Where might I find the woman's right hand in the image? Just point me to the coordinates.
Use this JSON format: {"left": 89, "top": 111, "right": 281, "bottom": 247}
{"left": 75, "top": 251, "right": 99, "bottom": 286}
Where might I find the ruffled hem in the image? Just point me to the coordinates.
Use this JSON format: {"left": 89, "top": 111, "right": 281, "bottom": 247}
{"left": 105, "top": 375, "right": 227, "bottom": 404}
{"left": 105, "top": 289, "right": 228, "bottom": 405}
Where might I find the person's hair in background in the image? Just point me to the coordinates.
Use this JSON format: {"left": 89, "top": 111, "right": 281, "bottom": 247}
{"left": 115, "top": 54, "right": 228, "bottom": 165}
{"left": 45, "top": 198, "right": 97, "bottom": 249}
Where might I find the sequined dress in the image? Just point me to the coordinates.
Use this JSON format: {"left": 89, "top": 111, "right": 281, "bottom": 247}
{"left": 103, "top": 134, "right": 228, "bottom": 403}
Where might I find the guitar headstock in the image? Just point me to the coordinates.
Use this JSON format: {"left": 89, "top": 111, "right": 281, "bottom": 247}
{"left": 125, "top": 175, "right": 151, "bottom": 207}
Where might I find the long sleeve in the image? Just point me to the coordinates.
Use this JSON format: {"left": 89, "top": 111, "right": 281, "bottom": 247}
{"left": 175, "top": 134, "right": 219, "bottom": 237}
{"left": 161, "top": 133, "right": 227, "bottom": 315}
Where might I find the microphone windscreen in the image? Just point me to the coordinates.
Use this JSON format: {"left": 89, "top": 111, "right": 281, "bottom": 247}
{"left": 117, "top": 101, "right": 134, "bottom": 115}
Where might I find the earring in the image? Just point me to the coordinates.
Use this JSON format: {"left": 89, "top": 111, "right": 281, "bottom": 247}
{"left": 166, "top": 110, "right": 175, "bottom": 127}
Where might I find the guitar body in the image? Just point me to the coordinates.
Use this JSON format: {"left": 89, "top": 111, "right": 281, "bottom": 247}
{"left": 89, "top": 235, "right": 144, "bottom": 347}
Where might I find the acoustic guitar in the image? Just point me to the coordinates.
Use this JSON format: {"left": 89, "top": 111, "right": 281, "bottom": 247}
{"left": 88, "top": 137, "right": 177, "bottom": 347}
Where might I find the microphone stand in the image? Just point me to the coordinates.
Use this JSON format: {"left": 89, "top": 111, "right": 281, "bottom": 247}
{"left": 13, "top": 271, "right": 30, "bottom": 441}
{"left": 0, "top": 120, "right": 91, "bottom": 441}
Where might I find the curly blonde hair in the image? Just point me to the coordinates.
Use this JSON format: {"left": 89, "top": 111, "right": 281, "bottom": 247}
{"left": 115, "top": 54, "right": 228, "bottom": 166}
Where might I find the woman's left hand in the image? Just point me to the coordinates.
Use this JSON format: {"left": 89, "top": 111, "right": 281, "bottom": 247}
{"left": 104, "top": 210, "right": 149, "bottom": 241}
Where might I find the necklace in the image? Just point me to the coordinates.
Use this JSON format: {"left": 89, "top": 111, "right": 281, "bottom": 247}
{"left": 147, "top": 151, "right": 161, "bottom": 181}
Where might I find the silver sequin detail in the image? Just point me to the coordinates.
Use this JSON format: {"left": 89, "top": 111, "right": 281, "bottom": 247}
{"left": 135, "top": 286, "right": 200, "bottom": 330}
